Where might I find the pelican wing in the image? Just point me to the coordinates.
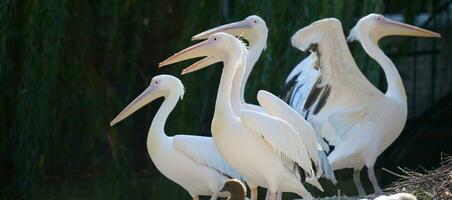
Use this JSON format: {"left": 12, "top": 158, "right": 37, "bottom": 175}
{"left": 282, "top": 53, "right": 321, "bottom": 117}
{"left": 242, "top": 103, "right": 265, "bottom": 113}
{"left": 173, "top": 135, "right": 242, "bottom": 180}
{"left": 257, "top": 90, "right": 321, "bottom": 163}
{"left": 287, "top": 18, "right": 385, "bottom": 146}
{"left": 240, "top": 110, "right": 315, "bottom": 177}
{"left": 256, "top": 90, "right": 336, "bottom": 182}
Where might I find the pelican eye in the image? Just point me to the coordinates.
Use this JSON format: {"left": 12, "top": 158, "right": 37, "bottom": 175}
{"left": 213, "top": 37, "right": 217, "bottom": 41}
{"left": 253, "top": 20, "right": 257, "bottom": 23}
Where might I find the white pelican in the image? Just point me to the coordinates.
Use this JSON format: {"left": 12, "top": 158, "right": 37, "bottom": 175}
{"left": 191, "top": 15, "right": 268, "bottom": 113}
{"left": 191, "top": 15, "right": 336, "bottom": 185}
{"left": 159, "top": 33, "right": 321, "bottom": 200}
{"left": 287, "top": 14, "right": 440, "bottom": 196}
{"left": 110, "top": 74, "right": 241, "bottom": 200}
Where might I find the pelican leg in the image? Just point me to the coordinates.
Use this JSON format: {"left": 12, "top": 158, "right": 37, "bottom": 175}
{"left": 353, "top": 169, "right": 366, "bottom": 197}
{"left": 267, "top": 191, "right": 277, "bottom": 200}
{"left": 298, "top": 189, "right": 313, "bottom": 200}
{"left": 250, "top": 187, "right": 258, "bottom": 200}
{"left": 210, "top": 194, "right": 217, "bottom": 200}
{"left": 265, "top": 190, "right": 280, "bottom": 200}
{"left": 276, "top": 191, "right": 282, "bottom": 200}
{"left": 192, "top": 195, "right": 200, "bottom": 200}
{"left": 265, "top": 190, "right": 270, "bottom": 200}
{"left": 367, "top": 166, "right": 382, "bottom": 194}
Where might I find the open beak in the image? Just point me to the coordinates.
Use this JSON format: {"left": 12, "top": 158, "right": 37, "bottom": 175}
{"left": 159, "top": 39, "right": 220, "bottom": 75}
{"left": 192, "top": 20, "right": 251, "bottom": 41}
{"left": 110, "top": 84, "right": 159, "bottom": 126}
{"left": 383, "top": 18, "right": 441, "bottom": 38}
{"left": 181, "top": 57, "right": 221, "bottom": 75}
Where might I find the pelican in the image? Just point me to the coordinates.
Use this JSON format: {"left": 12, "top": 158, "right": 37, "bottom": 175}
{"left": 159, "top": 33, "right": 321, "bottom": 200}
{"left": 287, "top": 14, "right": 440, "bottom": 196}
{"left": 191, "top": 15, "right": 337, "bottom": 190}
{"left": 110, "top": 74, "right": 241, "bottom": 200}
{"left": 192, "top": 15, "right": 268, "bottom": 112}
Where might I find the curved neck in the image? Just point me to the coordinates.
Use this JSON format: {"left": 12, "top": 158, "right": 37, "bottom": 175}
{"left": 360, "top": 36, "right": 406, "bottom": 102}
{"left": 216, "top": 51, "right": 245, "bottom": 118}
{"left": 231, "top": 59, "right": 244, "bottom": 115}
{"left": 149, "top": 92, "right": 179, "bottom": 140}
{"left": 241, "top": 35, "right": 267, "bottom": 101}
{"left": 231, "top": 33, "right": 267, "bottom": 107}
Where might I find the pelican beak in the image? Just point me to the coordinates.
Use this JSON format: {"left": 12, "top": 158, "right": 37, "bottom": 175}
{"left": 159, "top": 39, "right": 221, "bottom": 75}
{"left": 110, "top": 84, "right": 160, "bottom": 126}
{"left": 192, "top": 20, "right": 251, "bottom": 41}
{"left": 181, "top": 57, "right": 221, "bottom": 75}
{"left": 382, "top": 18, "right": 441, "bottom": 38}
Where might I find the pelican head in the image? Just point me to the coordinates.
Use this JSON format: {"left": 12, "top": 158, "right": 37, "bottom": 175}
{"left": 348, "top": 13, "right": 441, "bottom": 43}
{"left": 110, "top": 74, "right": 184, "bottom": 126}
{"left": 191, "top": 15, "right": 268, "bottom": 46}
{"left": 220, "top": 179, "right": 247, "bottom": 200}
{"left": 291, "top": 18, "right": 342, "bottom": 51}
{"left": 159, "top": 32, "right": 246, "bottom": 74}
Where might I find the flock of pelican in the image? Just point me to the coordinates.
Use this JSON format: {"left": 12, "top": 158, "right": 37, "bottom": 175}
{"left": 110, "top": 13, "right": 440, "bottom": 200}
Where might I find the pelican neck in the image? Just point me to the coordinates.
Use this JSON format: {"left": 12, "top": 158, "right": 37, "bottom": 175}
{"left": 148, "top": 92, "right": 179, "bottom": 141}
{"left": 239, "top": 34, "right": 267, "bottom": 103}
{"left": 360, "top": 35, "right": 406, "bottom": 102}
{"left": 215, "top": 50, "right": 246, "bottom": 118}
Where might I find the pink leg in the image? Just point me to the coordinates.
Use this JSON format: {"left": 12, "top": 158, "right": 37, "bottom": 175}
{"left": 276, "top": 191, "right": 282, "bottom": 200}
{"left": 251, "top": 187, "right": 258, "bottom": 200}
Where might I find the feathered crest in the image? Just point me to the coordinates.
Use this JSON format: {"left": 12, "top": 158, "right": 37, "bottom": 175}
{"left": 178, "top": 83, "right": 186, "bottom": 100}
{"left": 173, "top": 76, "right": 185, "bottom": 100}
{"left": 237, "top": 32, "right": 250, "bottom": 51}
{"left": 179, "top": 85, "right": 185, "bottom": 100}
{"left": 347, "top": 25, "right": 359, "bottom": 42}
{"left": 236, "top": 35, "right": 250, "bottom": 64}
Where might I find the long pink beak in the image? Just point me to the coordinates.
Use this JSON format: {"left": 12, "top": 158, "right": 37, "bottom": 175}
{"left": 159, "top": 39, "right": 220, "bottom": 75}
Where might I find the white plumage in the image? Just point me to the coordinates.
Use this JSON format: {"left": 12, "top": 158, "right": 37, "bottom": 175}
{"left": 256, "top": 90, "right": 335, "bottom": 180}
{"left": 191, "top": 15, "right": 336, "bottom": 187}
{"left": 159, "top": 33, "right": 321, "bottom": 200}
{"left": 373, "top": 193, "right": 417, "bottom": 200}
{"left": 110, "top": 75, "right": 241, "bottom": 200}
{"left": 286, "top": 14, "right": 440, "bottom": 195}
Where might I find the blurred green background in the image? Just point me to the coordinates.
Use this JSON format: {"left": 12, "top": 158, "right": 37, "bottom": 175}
{"left": 1, "top": 0, "right": 451, "bottom": 199}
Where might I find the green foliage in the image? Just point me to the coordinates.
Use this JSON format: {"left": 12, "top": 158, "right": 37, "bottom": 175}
{"left": 0, "top": 0, "right": 436, "bottom": 198}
